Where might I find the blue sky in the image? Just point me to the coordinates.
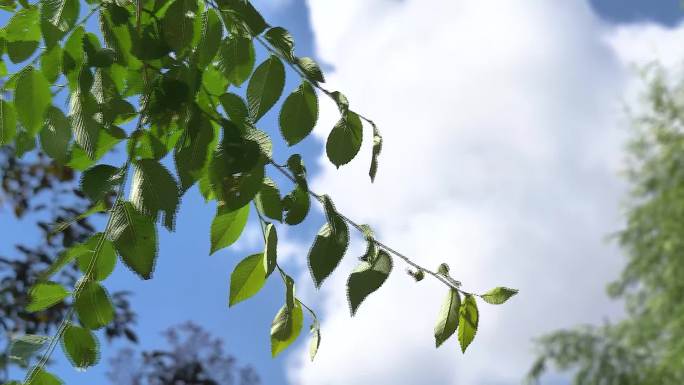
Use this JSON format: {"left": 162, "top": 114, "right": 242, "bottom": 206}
{"left": 3, "top": 1, "right": 684, "bottom": 385}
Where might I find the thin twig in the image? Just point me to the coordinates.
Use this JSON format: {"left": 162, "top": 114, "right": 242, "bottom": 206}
{"left": 267, "top": 160, "right": 473, "bottom": 296}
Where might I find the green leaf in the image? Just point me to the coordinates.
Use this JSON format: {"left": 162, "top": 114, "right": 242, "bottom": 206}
{"left": 308, "top": 214, "right": 349, "bottom": 287}
{"left": 26, "top": 368, "right": 62, "bottom": 385}
{"left": 69, "top": 89, "right": 102, "bottom": 159}
{"left": 458, "top": 294, "right": 479, "bottom": 353}
{"left": 434, "top": 289, "right": 461, "bottom": 348}
{"left": 437, "top": 263, "right": 450, "bottom": 276}
{"left": 74, "top": 281, "right": 114, "bottom": 329}
{"left": 217, "top": 34, "right": 254, "bottom": 86}
{"left": 247, "top": 55, "right": 285, "bottom": 122}
{"left": 229, "top": 253, "right": 267, "bottom": 306}
{"left": 41, "top": 0, "right": 78, "bottom": 48}
{"left": 7, "top": 41, "right": 39, "bottom": 63}
{"left": 347, "top": 249, "right": 392, "bottom": 316}
{"left": 201, "top": 65, "right": 228, "bottom": 96}
{"left": 309, "top": 321, "right": 320, "bottom": 361}
{"left": 221, "top": 0, "right": 268, "bottom": 35}
{"left": 40, "top": 46, "right": 63, "bottom": 82}
{"left": 74, "top": 233, "right": 117, "bottom": 281}
{"left": 175, "top": 111, "right": 215, "bottom": 191}
{"left": 48, "top": 201, "right": 107, "bottom": 239}
{"left": 296, "top": 57, "right": 325, "bottom": 83}
{"left": 0, "top": 99, "right": 17, "bottom": 145}
{"left": 209, "top": 146, "right": 264, "bottom": 210}
{"left": 5, "top": 8, "right": 40, "bottom": 62}
{"left": 62, "top": 27, "right": 85, "bottom": 86}
{"left": 163, "top": 0, "right": 198, "bottom": 54}
{"left": 9, "top": 334, "right": 49, "bottom": 366}
{"left": 264, "top": 27, "right": 294, "bottom": 60}
{"left": 326, "top": 111, "right": 363, "bottom": 168}
{"left": 15, "top": 130, "right": 37, "bottom": 156}
{"left": 197, "top": 9, "right": 223, "bottom": 68}
{"left": 61, "top": 324, "right": 99, "bottom": 369}
{"left": 80, "top": 164, "right": 122, "bottom": 202}
{"left": 68, "top": 128, "right": 121, "bottom": 171}
{"left": 330, "top": 91, "right": 349, "bottom": 113}
{"left": 219, "top": 92, "right": 249, "bottom": 123}
{"left": 15, "top": 66, "right": 51, "bottom": 135}
{"left": 264, "top": 223, "right": 277, "bottom": 277}
{"left": 270, "top": 301, "right": 303, "bottom": 357}
{"left": 40, "top": 106, "right": 71, "bottom": 164}
{"left": 26, "top": 282, "right": 69, "bottom": 312}
{"left": 481, "top": 287, "right": 518, "bottom": 305}
{"left": 110, "top": 201, "right": 158, "bottom": 280}
{"left": 282, "top": 185, "right": 309, "bottom": 225}
{"left": 279, "top": 81, "right": 318, "bottom": 146}
{"left": 369, "top": 123, "right": 382, "bottom": 182}
{"left": 255, "top": 177, "right": 282, "bottom": 222}
{"left": 210, "top": 203, "right": 249, "bottom": 254}
{"left": 40, "top": 0, "right": 79, "bottom": 48}
{"left": 130, "top": 159, "right": 180, "bottom": 230}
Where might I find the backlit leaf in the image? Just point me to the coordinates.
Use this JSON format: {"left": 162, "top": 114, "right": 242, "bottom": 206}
{"left": 40, "top": 106, "right": 71, "bottom": 164}
{"left": 296, "top": 57, "right": 324, "bottom": 83}
{"left": 197, "top": 9, "right": 223, "bottom": 67}
{"left": 326, "top": 111, "right": 363, "bottom": 168}
{"left": 217, "top": 34, "right": 254, "bottom": 86}
{"left": 9, "top": 334, "right": 49, "bottom": 366}
{"left": 61, "top": 324, "right": 99, "bottom": 369}
{"left": 369, "top": 122, "right": 382, "bottom": 182}
{"left": 219, "top": 92, "right": 249, "bottom": 123}
{"left": 109, "top": 201, "right": 158, "bottom": 280}
{"left": 247, "top": 55, "right": 285, "bottom": 122}
{"left": 69, "top": 89, "right": 101, "bottom": 159}
{"left": 255, "top": 177, "right": 282, "bottom": 222}
{"left": 481, "top": 287, "right": 518, "bottom": 305}
{"left": 279, "top": 81, "right": 318, "bottom": 146}
{"left": 210, "top": 203, "right": 249, "bottom": 254}
{"left": 0, "top": 100, "right": 17, "bottom": 145}
{"left": 229, "top": 253, "right": 267, "bottom": 306}
{"left": 80, "top": 164, "right": 122, "bottom": 202}
{"left": 74, "top": 233, "right": 117, "bottom": 281}
{"left": 264, "top": 223, "right": 277, "bottom": 277}
{"left": 309, "top": 321, "right": 320, "bottom": 361}
{"left": 26, "top": 368, "right": 62, "bottom": 385}
{"left": 458, "top": 294, "right": 479, "bottom": 353}
{"left": 174, "top": 110, "right": 215, "bottom": 191}
{"left": 434, "top": 289, "right": 461, "bottom": 348}
{"left": 282, "top": 185, "right": 309, "bottom": 225}
{"left": 264, "top": 27, "right": 294, "bottom": 60}
{"left": 163, "top": 0, "right": 198, "bottom": 54}
{"left": 74, "top": 281, "right": 114, "bottom": 329}
{"left": 270, "top": 301, "right": 303, "bottom": 357}
{"left": 347, "top": 249, "right": 392, "bottom": 316}
{"left": 26, "top": 282, "right": 69, "bottom": 312}
{"left": 15, "top": 66, "right": 51, "bottom": 135}
{"left": 130, "top": 159, "right": 180, "bottom": 230}
{"left": 308, "top": 213, "right": 349, "bottom": 287}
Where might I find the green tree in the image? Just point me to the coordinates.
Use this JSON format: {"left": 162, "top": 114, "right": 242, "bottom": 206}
{"left": 0, "top": 0, "right": 517, "bottom": 382}
{"left": 528, "top": 66, "right": 684, "bottom": 384}
{"left": 108, "top": 322, "right": 259, "bottom": 385}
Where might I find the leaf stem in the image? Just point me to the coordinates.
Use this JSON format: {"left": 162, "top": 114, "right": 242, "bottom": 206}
{"left": 266, "top": 160, "right": 475, "bottom": 296}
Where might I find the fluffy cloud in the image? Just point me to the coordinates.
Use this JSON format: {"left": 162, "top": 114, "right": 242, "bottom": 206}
{"left": 284, "top": 1, "right": 684, "bottom": 384}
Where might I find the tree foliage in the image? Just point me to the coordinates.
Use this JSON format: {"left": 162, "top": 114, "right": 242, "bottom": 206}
{"left": 0, "top": 149, "right": 136, "bottom": 382}
{"left": 527, "top": 66, "right": 684, "bottom": 384}
{"left": 108, "top": 322, "right": 259, "bottom": 385}
{"left": 0, "top": 0, "right": 517, "bottom": 381}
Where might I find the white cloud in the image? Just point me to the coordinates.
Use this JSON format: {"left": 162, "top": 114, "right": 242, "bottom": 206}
{"left": 284, "top": 1, "right": 684, "bottom": 384}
